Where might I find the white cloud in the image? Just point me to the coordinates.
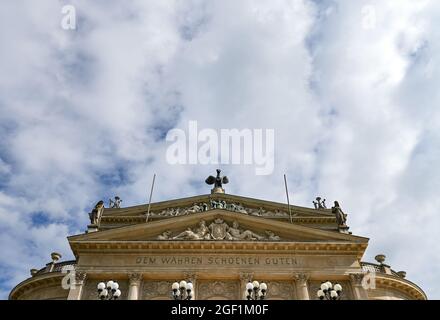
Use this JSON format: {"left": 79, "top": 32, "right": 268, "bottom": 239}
{"left": 0, "top": 0, "right": 439, "bottom": 299}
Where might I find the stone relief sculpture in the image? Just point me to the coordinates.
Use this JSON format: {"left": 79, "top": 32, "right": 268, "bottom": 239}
{"left": 172, "top": 220, "right": 211, "bottom": 240}
{"left": 208, "top": 218, "right": 230, "bottom": 240}
{"left": 227, "top": 221, "right": 265, "bottom": 240}
{"left": 265, "top": 230, "right": 281, "bottom": 241}
{"left": 149, "top": 201, "right": 289, "bottom": 219}
{"left": 197, "top": 281, "right": 239, "bottom": 300}
{"left": 156, "top": 219, "right": 281, "bottom": 241}
{"left": 157, "top": 231, "right": 172, "bottom": 240}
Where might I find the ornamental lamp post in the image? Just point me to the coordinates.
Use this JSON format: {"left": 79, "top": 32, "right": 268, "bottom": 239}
{"left": 246, "top": 281, "right": 268, "bottom": 300}
{"left": 316, "top": 281, "right": 342, "bottom": 300}
{"left": 171, "top": 280, "right": 193, "bottom": 300}
{"left": 97, "top": 280, "right": 121, "bottom": 300}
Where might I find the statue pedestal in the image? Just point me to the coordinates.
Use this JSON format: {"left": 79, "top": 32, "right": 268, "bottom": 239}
{"left": 86, "top": 224, "right": 98, "bottom": 233}
{"left": 338, "top": 225, "right": 350, "bottom": 234}
{"left": 211, "top": 187, "right": 225, "bottom": 194}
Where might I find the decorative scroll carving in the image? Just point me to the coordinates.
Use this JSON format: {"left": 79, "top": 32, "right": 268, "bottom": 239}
{"left": 197, "top": 281, "right": 239, "bottom": 300}
{"left": 156, "top": 219, "right": 282, "bottom": 241}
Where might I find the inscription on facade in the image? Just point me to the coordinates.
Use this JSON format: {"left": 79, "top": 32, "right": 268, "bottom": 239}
{"left": 135, "top": 256, "right": 299, "bottom": 266}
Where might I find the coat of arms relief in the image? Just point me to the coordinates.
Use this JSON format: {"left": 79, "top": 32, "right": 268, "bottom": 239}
{"left": 156, "top": 219, "right": 281, "bottom": 241}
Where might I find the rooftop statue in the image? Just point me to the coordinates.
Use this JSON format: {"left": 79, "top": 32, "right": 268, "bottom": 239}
{"left": 88, "top": 200, "right": 104, "bottom": 225}
{"left": 205, "top": 169, "right": 229, "bottom": 194}
{"left": 313, "top": 197, "right": 327, "bottom": 209}
{"left": 109, "top": 196, "right": 122, "bottom": 209}
{"left": 332, "top": 201, "right": 347, "bottom": 226}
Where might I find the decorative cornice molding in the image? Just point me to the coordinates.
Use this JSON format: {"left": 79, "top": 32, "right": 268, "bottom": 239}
{"left": 8, "top": 273, "right": 66, "bottom": 300}
{"left": 373, "top": 274, "right": 427, "bottom": 300}
{"left": 69, "top": 241, "right": 368, "bottom": 259}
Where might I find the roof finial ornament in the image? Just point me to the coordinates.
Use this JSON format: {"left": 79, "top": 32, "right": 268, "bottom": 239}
{"left": 205, "top": 169, "right": 229, "bottom": 194}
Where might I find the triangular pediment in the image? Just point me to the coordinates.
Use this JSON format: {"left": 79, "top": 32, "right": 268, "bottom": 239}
{"left": 103, "top": 193, "right": 335, "bottom": 218}
{"left": 70, "top": 210, "right": 366, "bottom": 244}
{"left": 97, "top": 193, "right": 340, "bottom": 233}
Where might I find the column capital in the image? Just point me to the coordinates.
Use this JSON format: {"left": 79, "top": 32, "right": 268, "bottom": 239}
{"left": 183, "top": 272, "right": 198, "bottom": 282}
{"left": 293, "top": 273, "right": 309, "bottom": 284}
{"left": 239, "top": 272, "right": 254, "bottom": 282}
{"left": 75, "top": 271, "right": 87, "bottom": 283}
{"left": 349, "top": 273, "right": 365, "bottom": 286}
{"left": 128, "top": 273, "right": 142, "bottom": 283}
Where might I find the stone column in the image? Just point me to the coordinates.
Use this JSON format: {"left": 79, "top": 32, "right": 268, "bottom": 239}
{"left": 350, "top": 273, "right": 369, "bottom": 300}
{"left": 183, "top": 272, "right": 198, "bottom": 300}
{"left": 67, "top": 271, "right": 86, "bottom": 300}
{"left": 294, "top": 273, "right": 310, "bottom": 300}
{"left": 239, "top": 272, "right": 253, "bottom": 300}
{"left": 127, "top": 273, "right": 142, "bottom": 300}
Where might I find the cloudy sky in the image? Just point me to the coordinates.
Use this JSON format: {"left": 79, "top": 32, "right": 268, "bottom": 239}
{"left": 0, "top": 0, "right": 439, "bottom": 299}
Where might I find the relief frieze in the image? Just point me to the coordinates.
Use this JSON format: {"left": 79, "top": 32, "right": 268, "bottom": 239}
{"left": 155, "top": 218, "right": 281, "bottom": 241}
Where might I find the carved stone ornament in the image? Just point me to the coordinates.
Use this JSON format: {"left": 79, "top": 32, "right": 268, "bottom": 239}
{"left": 293, "top": 273, "right": 309, "bottom": 284}
{"left": 142, "top": 281, "right": 174, "bottom": 299}
{"left": 239, "top": 272, "right": 254, "bottom": 283}
{"left": 265, "top": 281, "right": 297, "bottom": 300}
{"left": 149, "top": 201, "right": 290, "bottom": 219}
{"left": 75, "top": 271, "right": 87, "bottom": 282}
{"left": 128, "top": 273, "right": 142, "bottom": 284}
{"left": 197, "top": 281, "right": 239, "bottom": 300}
{"left": 349, "top": 273, "right": 365, "bottom": 286}
{"left": 183, "top": 272, "right": 198, "bottom": 283}
{"left": 156, "top": 219, "right": 282, "bottom": 241}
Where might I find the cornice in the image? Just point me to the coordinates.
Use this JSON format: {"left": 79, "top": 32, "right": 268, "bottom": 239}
{"left": 69, "top": 240, "right": 368, "bottom": 258}
{"left": 99, "top": 215, "right": 338, "bottom": 226}
{"left": 373, "top": 273, "right": 427, "bottom": 300}
{"left": 8, "top": 272, "right": 66, "bottom": 300}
